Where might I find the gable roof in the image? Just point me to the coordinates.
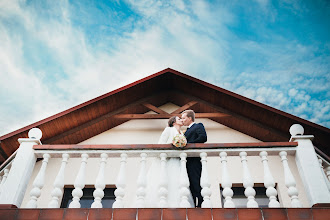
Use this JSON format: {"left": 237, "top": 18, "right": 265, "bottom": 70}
{"left": 0, "top": 68, "right": 329, "bottom": 163}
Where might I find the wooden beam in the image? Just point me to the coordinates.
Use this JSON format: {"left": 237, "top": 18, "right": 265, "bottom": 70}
{"left": 113, "top": 113, "right": 230, "bottom": 119}
{"left": 142, "top": 103, "right": 170, "bottom": 115}
{"left": 187, "top": 95, "right": 289, "bottom": 140}
{"left": 43, "top": 95, "right": 164, "bottom": 144}
{"left": 171, "top": 101, "right": 198, "bottom": 114}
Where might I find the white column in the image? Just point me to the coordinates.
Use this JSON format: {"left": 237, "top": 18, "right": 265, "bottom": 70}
{"left": 240, "top": 152, "right": 258, "bottom": 208}
{"left": 48, "top": 153, "right": 69, "bottom": 208}
{"left": 158, "top": 153, "right": 168, "bottom": 208}
{"left": 279, "top": 151, "right": 302, "bottom": 207}
{"left": 69, "top": 153, "right": 89, "bottom": 208}
{"left": 219, "top": 152, "right": 235, "bottom": 208}
{"left": 259, "top": 151, "right": 280, "bottom": 208}
{"left": 179, "top": 153, "right": 190, "bottom": 208}
{"left": 91, "top": 153, "right": 108, "bottom": 208}
{"left": 26, "top": 153, "right": 50, "bottom": 208}
{"left": 0, "top": 128, "right": 42, "bottom": 207}
{"left": 290, "top": 124, "right": 330, "bottom": 206}
{"left": 135, "top": 153, "right": 147, "bottom": 208}
{"left": 113, "top": 153, "right": 127, "bottom": 208}
{"left": 200, "top": 152, "right": 212, "bottom": 208}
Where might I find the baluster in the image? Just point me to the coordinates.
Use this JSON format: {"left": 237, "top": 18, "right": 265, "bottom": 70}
{"left": 240, "top": 152, "right": 258, "bottom": 208}
{"left": 91, "top": 153, "right": 108, "bottom": 208}
{"left": 220, "top": 152, "right": 235, "bottom": 208}
{"left": 135, "top": 153, "right": 147, "bottom": 208}
{"left": 318, "top": 159, "right": 330, "bottom": 191}
{"left": 326, "top": 166, "right": 330, "bottom": 182}
{"left": 48, "top": 153, "right": 69, "bottom": 208}
{"left": 279, "top": 151, "right": 302, "bottom": 207}
{"left": 113, "top": 153, "right": 127, "bottom": 208}
{"left": 200, "top": 152, "right": 212, "bottom": 208}
{"left": 26, "top": 153, "right": 51, "bottom": 208}
{"left": 259, "top": 151, "right": 280, "bottom": 207}
{"left": 158, "top": 153, "right": 168, "bottom": 208}
{"left": 179, "top": 153, "right": 190, "bottom": 208}
{"left": 69, "top": 153, "right": 89, "bottom": 208}
{"left": 0, "top": 169, "right": 9, "bottom": 195}
{"left": 0, "top": 169, "right": 9, "bottom": 187}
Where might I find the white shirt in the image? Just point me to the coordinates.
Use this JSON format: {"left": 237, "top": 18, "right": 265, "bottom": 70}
{"left": 188, "top": 122, "right": 195, "bottom": 128}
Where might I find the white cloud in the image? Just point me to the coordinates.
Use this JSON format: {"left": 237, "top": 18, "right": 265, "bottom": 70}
{"left": 0, "top": 0, "right": 329, "bottom": 137}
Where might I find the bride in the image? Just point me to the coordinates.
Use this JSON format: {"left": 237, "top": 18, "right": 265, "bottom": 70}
{"left": 144, "top": 116, "right": 194, "bottom": 208}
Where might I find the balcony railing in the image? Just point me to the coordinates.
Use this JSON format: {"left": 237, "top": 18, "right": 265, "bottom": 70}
{"left": 0, "top": 125, "right": 330, "bottom": 209}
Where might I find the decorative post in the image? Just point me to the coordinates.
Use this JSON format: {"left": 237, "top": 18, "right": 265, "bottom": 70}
{"left": 158, "top": 153, "right": 168, "bottom": 208}
{"left": 240, "top": 151, "right": 258, "bottom": 208}
{"left": 219, "top": 152, "right": 235, "bottom": 208}
{"left": 91, "top": 153, "right": 108, "bottom": 208}
{"left": 200, "top": 152, "right": 212, "bottom": 208}
{"left": 48, "top": 153, "right": 69, "bottom": 208}
{"left": 113, "top": 153, "right": 127, "bottom": 208}
{"left": 259, "top": 151, "right": 280, "bottom": 208}
{"left": 69, "top": 153, "right": 89, "bottom": 208}
{"left": 279, "top": 151, "right": 302, "bottom": 207}
{"left": 26, "top": 153, "right": 50, "bottom": 208}
{"left": 0, "top": 128, "right": 42, "bottom": 208}
{"left": 290, "top": 124, "right": 330, "bottom": 206}
{"left": 135, "top": 153, "right": 147, "bottom": 208}
{"left": 179, "top": 153, "right": 190, "bottom": 208}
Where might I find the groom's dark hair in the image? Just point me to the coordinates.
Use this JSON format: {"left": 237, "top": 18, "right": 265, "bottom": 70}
{"left": 168, "top": 116, "right": 177, "bottom": 127}
{"left": 183, "top": 110, "right": 195, "bottom": 121}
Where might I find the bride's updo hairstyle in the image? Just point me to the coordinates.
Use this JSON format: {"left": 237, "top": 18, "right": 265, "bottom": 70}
{"left": 168, "top": 116, "right": 177, "bottom": 127}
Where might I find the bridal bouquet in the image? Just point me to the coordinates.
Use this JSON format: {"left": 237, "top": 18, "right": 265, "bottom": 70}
{"left": 172, "top": 134, "right": 187, "bottom": 148}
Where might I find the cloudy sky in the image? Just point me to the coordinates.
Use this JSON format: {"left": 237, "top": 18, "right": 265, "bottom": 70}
{"left": 0, "top": 0, "right": 329, "bottom": 136}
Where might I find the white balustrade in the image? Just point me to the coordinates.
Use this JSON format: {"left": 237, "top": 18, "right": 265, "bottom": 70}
{"left": 200, "top": 152, "right": 212, "bottom": 208}
{"left": 158, "top": 153, "right": 168, "bottom": 208}
{"left": 91, "top": 153, "right": 108, "bottom": 208}
{"left": 259, "top": 151, "right": 280, "bottom": 208}
{"left": 69, "top": 153, "right": 89, "bottom": 208}
{"left": 26, "top": 153, "right": 50, "bottom": 208}
{"left": 0, "top": 169, "right": 9, "bottom": 195}
{"left": 326, "top": 166, "right": 330, "bottom": 182}
{"left": 0, "top": 169, "right": 9, "bottom": 188}
{"left": 279, "top": 151, "right": 302, "bottom": 207}
{"left": 48, "top": 153, "right": 69, "bottom": 208}
{"left": 135, "top": 153, "right": 147, "bottom": 208}
{"left": 219, "top": 152, "right": 235, "bottom": 208}
{"left": 113, "top": 153, "right": 127, "bottom": 208}
{"left": 318, "top": 159, "right": 330, "bottom": 192}
{"left": 179, "top": 153, "right": 190, "bottom": 208}
{"left": 240, "top": 152, "right": 258, "bottom": 208}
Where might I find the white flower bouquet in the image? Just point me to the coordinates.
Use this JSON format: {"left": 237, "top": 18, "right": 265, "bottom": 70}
{"left": 172, "top": 134, "right": 187, "bottom": 148}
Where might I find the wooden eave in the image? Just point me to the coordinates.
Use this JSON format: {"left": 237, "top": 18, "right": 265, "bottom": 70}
{"left": 0, "top": 68, "right": 329, "bottom": 163}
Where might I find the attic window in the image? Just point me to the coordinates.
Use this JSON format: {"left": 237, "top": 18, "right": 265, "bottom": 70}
{"left": 60, "top": 187, "right": 115, "bottom": 208}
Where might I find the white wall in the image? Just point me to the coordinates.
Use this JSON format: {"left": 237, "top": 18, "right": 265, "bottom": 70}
{"left": 21, "top": 103, "right": 309, "bottom": 208}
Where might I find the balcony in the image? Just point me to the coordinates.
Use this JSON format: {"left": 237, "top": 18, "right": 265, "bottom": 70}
{"left": 0, "top": 126, "right": 329, "bottom": 219}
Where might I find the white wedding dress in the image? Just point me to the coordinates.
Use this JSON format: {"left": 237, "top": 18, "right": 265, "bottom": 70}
{"left": 144, "top": 127, "right": 194, "bottom": 208}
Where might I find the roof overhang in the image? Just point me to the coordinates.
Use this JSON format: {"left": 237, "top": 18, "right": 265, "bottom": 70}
{"left": 0, "top": 68, "right": 329, "bottom": 163}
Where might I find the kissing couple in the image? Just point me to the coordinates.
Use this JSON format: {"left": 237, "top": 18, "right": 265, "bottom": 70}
{"left": 144, "top": 109, "right": 207, "bottom": 208}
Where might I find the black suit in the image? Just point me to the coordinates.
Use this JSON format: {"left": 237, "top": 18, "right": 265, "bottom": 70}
{"left": 184, "top": 123, "right": 207, "bottom": 207}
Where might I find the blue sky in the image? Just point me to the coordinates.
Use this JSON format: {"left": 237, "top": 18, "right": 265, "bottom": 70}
{"left": 0, "top": 0, "right": 329, "bottom": 136}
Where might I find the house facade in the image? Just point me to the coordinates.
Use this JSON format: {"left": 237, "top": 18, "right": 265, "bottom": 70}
{"left": 0, "top": 68, "right": 329, "bottom": 219}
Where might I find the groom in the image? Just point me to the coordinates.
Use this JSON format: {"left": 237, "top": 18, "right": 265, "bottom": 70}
{"left": 181, "top": 109, "right": 207, "bottom": 208}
